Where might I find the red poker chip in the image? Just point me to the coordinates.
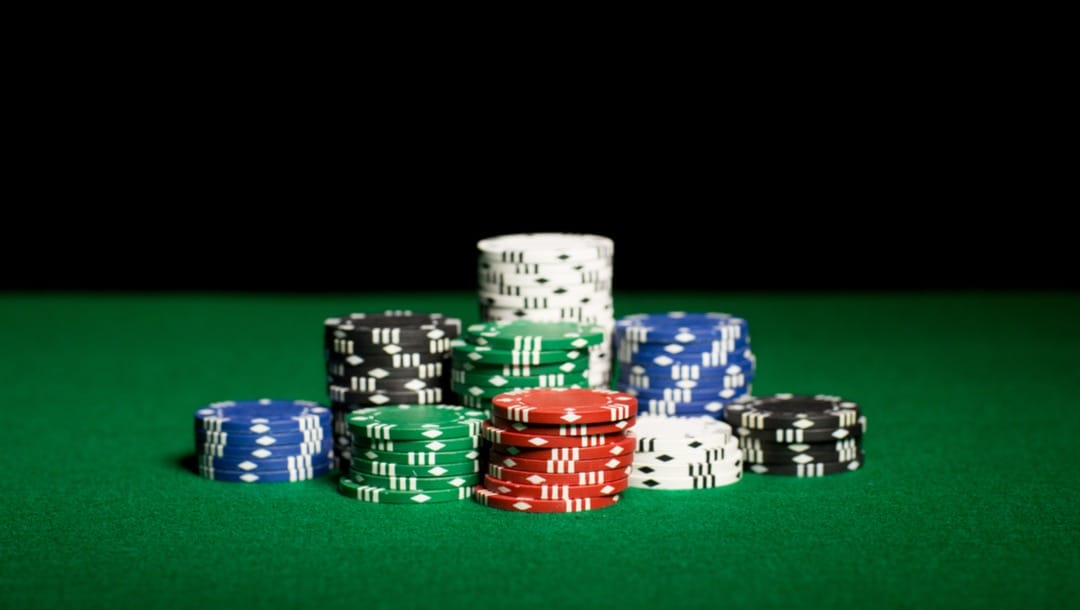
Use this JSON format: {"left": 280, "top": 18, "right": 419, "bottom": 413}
{"left": 483, "top": 474, "right": 628, "bottom": 499}
{"left": 473, "top": 488, "right": 622, "bottom": 512}
{"left": 490, "top": 415, "right": 636, "bottom": 437}
{"left": 482, "top": 420, "right": 625, "bottom": 449}
{"left": 491, "top": 388, "right": 637, "bottom": 425}
{"left": 490, "top": 434, "right": 635, "bottom": 460}
{"left": 488, "top": 464, "right": 632, "bottom": 486}
{"left": 488, "top": 450, "right": 635, "bottom": 473}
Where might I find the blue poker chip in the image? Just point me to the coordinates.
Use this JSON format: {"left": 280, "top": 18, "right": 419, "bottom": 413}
{"left": 196, "top": 428, "right": 326, "bottom": 447}
{"left": 621, "top": 361, "right": 755, "bottom": 380}
{"left": 616, "top": 312, "right": 750, "bottom": 345}
{"left": 616, "top": 344, "right": 754, "bottom": 368}
{"left": 196, "top": 452, "right": 332, "bottom": 472}
{"left": 618, "top": 372, "right": 753, "bottom": 392}
{"left": 625, "top": 385, "right": 750, "bottom": 404}
{"left": 194, "top": 399, "right": 330, "bottom": 433}
{"left": 198, "top": 462, "right": 332, "bottom": 483}
{"left": 197, "top": 438, "right": 334, "bottom": 459}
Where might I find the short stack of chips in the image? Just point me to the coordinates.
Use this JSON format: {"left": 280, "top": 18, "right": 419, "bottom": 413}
{"left": 476, "top": 233, "right": 615, "bottom": 388}
{"left": 324, "top": 312, "right": 460, "bottom": 472}
{"left": 195, "top": 399, "right": 332, "bottom": 483}
{"left": 614, "top": 312, "right": 755, "bottom": 416}
{"left": 339, "top": 405, "right": 485, "bottom": 503}
{"left": 724, "top": 394, "right": 866, "bottom": 477}
{"left": 630, "top": 413, "right": 743, "bottom": 489}
{"left": 451, "top": 320, "right": 605, "bottom": 415}
{"left": 476, "top": 388, "right": 635, "bottom": 513}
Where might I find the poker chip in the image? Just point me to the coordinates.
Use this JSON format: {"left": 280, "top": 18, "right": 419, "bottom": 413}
{"left": 488, "top": 464, "right": 632, "bottom": 486}
{"left": 351, "top": 447, "right": 481, "bottom": 465}
{"left": 488, "top": 451, "right": 635, "bottom": 473}
{"left": 625, "top": 386, "right": 749, "bottom": 404}
{"left": 475, "top": 233, "right": 615, "bottom": 389}
{"left": 329, "top": 385, "right": 444, "bottom": 406}
{"left": 465, "top": 321, "right": 607, "bottom": 351}
{"left": 338, "top": 478, "right": 476, "bottom": 504}
{"left": 723, "top": 394, "right": 862, "bottom": 430}
{"left": 326, "top": 358, "right": 445, "bottom": 380}
{"left": 354, "top": 435, "right": 483, "bottom": 453}
{"left": 194, "top": 399, "right": 330, "bottom": 433}
{"left": 490, "top": 434, "right": 634, "bottom": 460}
{"left": 491, "top": 388, "right": 636, "bottom": 425}
{"left": 634, "top": 398, "right": 726, "bottom": 416}
{"left": 483, "top": 474, "right": 627, "bottom": 499}
{"left": 196, "top": 452, "right": 331, "bottom": 472}
{"left": 197, "top": 461, "right": 331, "bottom": 483}
{"left": 735, "top": 415, "right": 867, "bottom": 443}
{"left": 473, "top": 489, "right": 621, "bottom": 513}
{"left": 351, "top": 458, "right": 481, "bottom": 478}
{"left": 451, "top": 339, "right": 589, "bottom": 365}
{"left": 481, "top": 420, "right": 623, "bottom": 449}
{"left": 451, "top": 369, "right": 590, "bottom": 389}
{"left": 351, "top": 472, "right": 480, "bottom": 491}
{"left": 489, "top": 415, "right": 635, "bottom": 437}
{"left": 615, "top": 312, "right": 750, "bottom": 345}
{"left": 451, "top": 358, "right": 590, "bottom": 377}
{"left": 628, "top": 470, "right": 742, "bottom": 490}
{"left": 347, "top": 405, "right": 486, "bottom": 441}
{"left": 198, "top": 438, "right": 332, "bottom": 459}
{"left": 747, "top": 453, "right": 865, "bottom": 476}
{"left": 195, "top": 428, "right": 326, "bottom": 447}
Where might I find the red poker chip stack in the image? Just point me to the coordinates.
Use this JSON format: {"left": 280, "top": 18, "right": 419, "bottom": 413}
{"left": 475, "top": 388, "right": 637, "bottom": 513}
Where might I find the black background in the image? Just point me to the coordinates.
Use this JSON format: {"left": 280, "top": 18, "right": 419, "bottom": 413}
{"left": 4, "top": 205, "right": 1073, "bottom": 291}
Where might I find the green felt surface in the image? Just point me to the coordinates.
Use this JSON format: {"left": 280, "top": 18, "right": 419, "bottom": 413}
{"left": 1, "top": 292, "right": 1078, "bottom": 610}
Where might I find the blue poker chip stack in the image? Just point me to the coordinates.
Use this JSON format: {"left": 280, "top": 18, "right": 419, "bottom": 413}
{"left": 614, "top": 312, "right": 755, "bottom": 417}
{"left": 194, "top": 399, "right": 333, "bottom": 483}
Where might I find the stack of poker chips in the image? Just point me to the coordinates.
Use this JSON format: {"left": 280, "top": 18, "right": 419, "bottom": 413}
{"left": 629, "top": 414, "right": 743, "bottom": 490}
{"left": 476, "top": 233, "right": 615, "bottom": 388}
{"left": 724, "top": 394, "right": 866, "bottom": 477}
{"left": 476, "top": 388, "right": 636, "bottom": 513}
{"left": 195, "top": 399, "right": 332, "bottom": 483}
{"left": 614, "top": 312, "right": 755, "bottom": 416}
{"left": 324, "top": 312, "right": 461, "bottom": 472}
{"left": 450, "top": 320, "right": 605, "bottom": 415}
{"left": 338, "top": 405, "right": 485, "bottom": 504}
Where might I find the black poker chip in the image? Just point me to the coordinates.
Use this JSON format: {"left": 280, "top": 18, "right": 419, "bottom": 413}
{"left": 723, "top": 394, "right": 861, "bottom": 430}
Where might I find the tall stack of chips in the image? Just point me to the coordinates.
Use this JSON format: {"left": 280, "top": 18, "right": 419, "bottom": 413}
{"left": 323, "top": 312, "right": 460, "bottom": 471}
{"left": 476, "top": 233, "right": 615, "bottom": 388}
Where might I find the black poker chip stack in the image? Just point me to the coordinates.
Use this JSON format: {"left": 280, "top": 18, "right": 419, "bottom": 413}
{"left": 723, "top": 394, "right": 867, "bottom": 477}
{"left": 323, "top": 311, "right": 461, "bottom": 472}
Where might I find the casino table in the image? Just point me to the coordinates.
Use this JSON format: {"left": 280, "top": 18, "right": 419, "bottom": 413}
{"left": 1, "top": 291, "right": 1077, "bottom": 610}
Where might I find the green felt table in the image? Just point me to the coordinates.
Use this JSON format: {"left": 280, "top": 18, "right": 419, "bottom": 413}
{"left": 1, "top": 292, "right": 1077, "bottom": 610}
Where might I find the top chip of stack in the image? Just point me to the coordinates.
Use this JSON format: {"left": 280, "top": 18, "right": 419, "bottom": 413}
{"left": 451, "top": 320, "right": 606, "bottom": 415}
{"left": 476, "top": 233, "right": 615, "bottom": 388}
{"left": 615, "top": 312, "right": 756, "bottom": 417}
{"left": 324, "top": 311, "right": 460, "bottom": 472}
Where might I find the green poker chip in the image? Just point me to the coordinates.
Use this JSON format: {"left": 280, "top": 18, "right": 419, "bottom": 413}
{"left": 451, "top": 369, "right": 589, "bottom": 389}
{"left": 464, "top": 321, "right": 606, "bottom": 350}
{"left": 452, "top": 382, "right": 585, "bottom": 399}
{"left": 351, "top": 447, "right": 481, "bottom": 465}
{"left": 351, "top": 472, "right": 480, "bottom": 491}
{"left": 450, "top": 357, "right": 591, "bottom": 376}
{"left": 353, "top": 435, "right": 483, "bottom": 452}
{"left": 338, "top": 477, "right": 474, "bottom": 503}
{"left": 451, "top": 339, "right": 587, "bottom": 365}
{"left": 346, "top": 405, "right": 486, "bottom": 441}
{"left": 349, "top": 459, "right": 481, "bottom": 477}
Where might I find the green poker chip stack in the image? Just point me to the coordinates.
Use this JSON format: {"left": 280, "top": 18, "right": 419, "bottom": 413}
{"left": 338, "top": 405, "right": 486, "bottom": 504}
{"left": 449, "top": 321, "right": 606, "bottom": 413}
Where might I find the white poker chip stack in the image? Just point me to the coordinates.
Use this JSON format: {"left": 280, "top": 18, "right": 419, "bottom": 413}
{"left": 629, "top": 414, "right": 743, "bottom": 490}
{"left": 476, "top": 233, "right": 615, "bottom": 389}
